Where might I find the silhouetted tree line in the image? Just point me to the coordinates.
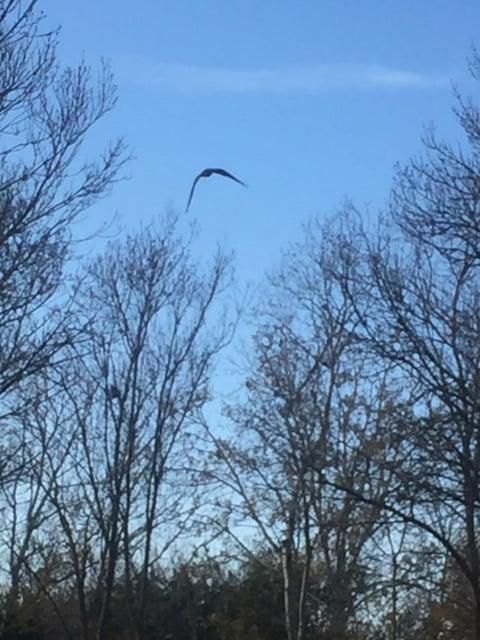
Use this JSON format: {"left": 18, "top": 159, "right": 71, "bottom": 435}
{"left": 2, "top": 2, "right": 480, "bottom": 639}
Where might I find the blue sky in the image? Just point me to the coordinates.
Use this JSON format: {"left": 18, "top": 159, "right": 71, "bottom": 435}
{"left": 45, "top": 1, "right": 479, "bottom": 282}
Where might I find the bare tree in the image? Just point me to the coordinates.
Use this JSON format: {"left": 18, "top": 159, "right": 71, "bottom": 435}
{"left": 325, "top": 55, "right": 480, "bottom": 640}
{"left": 202, "top": 224, "right": 396, "bottom": 640}
{"left": 0, "top": 2, "right": 125, "bottom": 636}
{"left": 0, "top": 0, "right": 126, "bottom": 458}
{"left": 36, "top": 216, "right": 235, "bottom": 640}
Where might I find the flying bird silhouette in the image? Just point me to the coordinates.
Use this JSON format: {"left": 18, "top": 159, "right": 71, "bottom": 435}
{"left": 186, "top": 168, "right": 246, "bottom": 212}
{"left": 108, "top": 384, "right": 121, "bottom": 401}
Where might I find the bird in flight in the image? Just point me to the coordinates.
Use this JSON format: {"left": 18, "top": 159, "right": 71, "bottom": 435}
{"left": 108, "top": 384, "right": 121, "bottom": 401}
{"left": 186, "top": 167, "right": 246, "bottom": 212}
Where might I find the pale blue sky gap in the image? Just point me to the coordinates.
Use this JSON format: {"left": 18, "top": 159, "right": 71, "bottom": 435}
{"left": 45, "top": 1, "right": 480, "bottom": 283}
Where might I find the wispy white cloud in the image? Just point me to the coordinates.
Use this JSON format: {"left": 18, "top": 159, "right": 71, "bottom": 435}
{"left": 117, "top": 57, "right": 447, "bottom": 93}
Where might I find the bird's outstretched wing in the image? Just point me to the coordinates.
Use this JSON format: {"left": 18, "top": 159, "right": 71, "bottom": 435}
{"left": 185, "top": 167, "right": 246, "bottom": 211}
{"left": 210, "top": 168, "right": 247, "bottom": 187}
{"left": 185, "top": 173, "right": 204, "bottom": 212}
